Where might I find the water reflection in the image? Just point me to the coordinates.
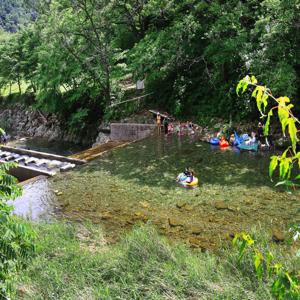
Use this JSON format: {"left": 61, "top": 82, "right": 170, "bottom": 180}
{"left": 9, "top": 176, "right": 56, "bottom": 221}
{"left": 7, "top": 137, "right": 86, "bottom": 156}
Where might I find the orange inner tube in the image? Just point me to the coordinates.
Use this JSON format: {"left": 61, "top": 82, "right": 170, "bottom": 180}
{"left": 219, "top": 140, "right": 229, "bottom": 147}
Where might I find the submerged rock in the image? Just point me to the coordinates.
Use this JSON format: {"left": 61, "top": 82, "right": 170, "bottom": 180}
{"left": 168, "top": 218, "right": 184, "bottom": 227}
{"left": 272, "top": 228, "right": 285, "bottom": 242}
{"left": 214, "top": 201, "right": 228, "bottom": 210}
{"left": 140, "top": 201, "right": 150, "bottom": 208}
{"left": 100, "top": 212, "right": 113, "bottom": 220}
{"left": 188, "top": 237, "right": 205, "bottom": 249}
{"left": 190, "top": 227, "right": 202, "bottom": 235}
{"left": 176, "top": 202, "right": 186, "bottom": 209}
{"left": 184, "top": 205, "right": 193, "bottom": 211}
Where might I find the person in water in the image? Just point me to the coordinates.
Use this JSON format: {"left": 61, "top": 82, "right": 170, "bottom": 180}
{"left": 257, "top": 122, "right": 264, "bottom": 141}
{"left": 167, "top": 122, "right": 174, "bottom": 134}
{"left": 156, "top": 112, "right": 161, "bottom": 134}
{"left": 163, "top": 117, "right": 169, "bottom": 135}
{"left": 220, "top": 135, "right": 227, "bottom": 143}
{"left": 257, "top": 122, "right": 270, "bottom": 147}
{"left": 245, "top": 131, "right": 256, "bottom": 145}
{"left": 183, "top": 167, "right": 194, "bottom": 183}
{"left": 229, "top": 134, "right": 235, "bottom": 145}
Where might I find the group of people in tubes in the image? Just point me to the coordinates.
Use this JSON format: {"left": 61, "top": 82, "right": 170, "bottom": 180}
{"left": 210, "top": 122, "right": 270, "bottom": 151}
{"left": 154, "top": 112, "right": 269, "bottom": 188}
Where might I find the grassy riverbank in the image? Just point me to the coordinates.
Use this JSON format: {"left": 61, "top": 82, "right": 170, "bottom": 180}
{"left": 14, "top": 222, "right": 299, "bottom": 300}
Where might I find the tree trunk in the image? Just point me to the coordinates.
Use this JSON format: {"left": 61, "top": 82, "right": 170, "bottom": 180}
{"left": 17, "top": 78, "right": 22, "bottom": 94}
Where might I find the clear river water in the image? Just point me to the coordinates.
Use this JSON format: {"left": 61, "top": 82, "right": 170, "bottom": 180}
{"left": 12, "top": 134, "right": 300, "bottom": 250}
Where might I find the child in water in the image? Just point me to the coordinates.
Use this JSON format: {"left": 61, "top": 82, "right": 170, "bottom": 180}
{"left": 183, "top": 167, "right": 194, "bottom": 183}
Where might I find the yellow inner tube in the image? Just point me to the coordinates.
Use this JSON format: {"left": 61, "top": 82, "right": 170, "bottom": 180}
{"left": 185, "top": 177, "right": 199, "bottom": 186}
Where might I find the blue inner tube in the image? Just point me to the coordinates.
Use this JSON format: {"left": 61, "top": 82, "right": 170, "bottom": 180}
{"left": 209, "top": 137, "right": 220, "bottom": 145}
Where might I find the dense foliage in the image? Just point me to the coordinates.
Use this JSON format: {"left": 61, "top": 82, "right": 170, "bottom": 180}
{"left": 0, "top": 0, "right": 299, "bottom": 127}
{"left": 233, "top": 232, "right": 299, "bottom": 299}
{"left": 0, "top": 161, "right": 35, "bottom": 299}
{"left": 0, "top": 0, "right": 35, "bottom": 33}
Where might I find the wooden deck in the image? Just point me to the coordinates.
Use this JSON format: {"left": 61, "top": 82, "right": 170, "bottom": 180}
{"left": 69, "top": 141, "right": 132, "bottom": 161}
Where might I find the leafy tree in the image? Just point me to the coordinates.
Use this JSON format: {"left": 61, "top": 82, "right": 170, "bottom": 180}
{"left": 0, "top": 0, "right": 35, "bottom": 33}
{"left": 1, "top": 0, "right": 299, "bottom": 127}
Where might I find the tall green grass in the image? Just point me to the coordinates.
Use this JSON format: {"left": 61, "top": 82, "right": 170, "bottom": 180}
{"left": 14, "top": 223, "right": 298, "bottom": 300}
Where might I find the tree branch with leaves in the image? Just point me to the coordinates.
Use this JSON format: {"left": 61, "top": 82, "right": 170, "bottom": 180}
{"left": 237, "top": 75, "right": 299, "bottom": 186}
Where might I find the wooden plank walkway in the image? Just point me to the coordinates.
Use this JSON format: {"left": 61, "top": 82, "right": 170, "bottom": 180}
{"left": 69, "top": 141, "right": 132, "bottom": 161}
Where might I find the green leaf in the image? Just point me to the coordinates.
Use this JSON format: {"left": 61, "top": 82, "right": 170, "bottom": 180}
{"left": 278, "top": 104, "right": 289, "bottom": 128}
{"left": 251, "top": 75, "right": 257, "bottom": 84}
{"left": 281, "top": 117, "right": 289, "bottom": 137}
{"left": 262, "top": 92, "right": 268, "bottom": 112}
{"left": 236, "top": 80, "right": 243, "bottom": 96}
{"left": 236, "top": 77, "right": 250, "bottom": 96}
{"left": 232, "top": 234, "right": 239, "bottom": 245}
{"left": 252, "top": 86, "right": 266, "bottom": 114}
{"left": 277, "top": 96, "right": 290, "bottom": 104}
{"left": 287, "top": 118, "right": 298, "bottom": 152}
{"left": 269, "top": 156, "right": 279, "bottom": 178}
{"left": 279, "top": 157, "right": 292, "bottom": 180}
{"left": 242, "top": 233, "right": 254, "bottom": 246}
{"left": 254, "top": 250, "right": 264, "bottom": 280}
{"left": 264, "top": 109, "right": 273, "bottom": 136}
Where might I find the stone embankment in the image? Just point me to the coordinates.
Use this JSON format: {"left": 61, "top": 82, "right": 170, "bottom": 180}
{"left": 0, "top": 105, "right": 96, "bottom": 145}
{"left": 0, "top": 106, "right": 158, "bottom": 147}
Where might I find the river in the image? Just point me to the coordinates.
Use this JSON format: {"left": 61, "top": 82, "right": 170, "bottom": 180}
{"left": 12, "top": 134, "right": 300, "bottom": 250}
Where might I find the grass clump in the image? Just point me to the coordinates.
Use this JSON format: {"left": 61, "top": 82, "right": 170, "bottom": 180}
{"left": 14, "top": 222, "right": 298, "bottom": 300}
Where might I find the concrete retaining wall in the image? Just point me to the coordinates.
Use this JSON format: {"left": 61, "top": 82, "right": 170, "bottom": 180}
{"left": 9, "top": 165, "right": 55, "bottom": 182}
{"left": 110, "top": 123, "right": 156, "bottom": 141}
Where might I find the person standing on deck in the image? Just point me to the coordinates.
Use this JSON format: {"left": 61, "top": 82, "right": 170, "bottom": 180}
{"left": 156, "top": 112, "right": 161, "bottom": 134}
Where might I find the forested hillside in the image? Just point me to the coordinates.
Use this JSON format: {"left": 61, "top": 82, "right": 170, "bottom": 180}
{"left": 0, "top": 0, "right": 35, "bottom": 32}
{"left": 0, "top": 0, "right": 299, "bottom": 129}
